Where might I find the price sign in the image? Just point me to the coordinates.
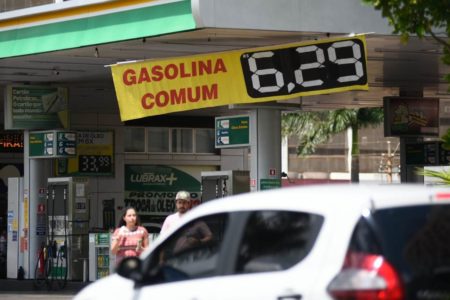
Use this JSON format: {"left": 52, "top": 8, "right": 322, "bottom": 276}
{"left": 56, "top": 131, "right": 76, "bottom": 156}
{"left": 30, "top": 130, "right": 76, "bottom": 158}
{"left": 57, "top": 131, "right": 114, "bottom": 176}
{"left": 78, "top": 155, "right": 112, "bottom": 173}
{"left": 240, "top": 38, "right": 367, "bottom": 98}
{"left": 111, "top": 35, "right": 368, "bottom": 120}
{"left": 406, "top": 142, "right": 450, "bottom": 166}
{"left": 215, "top": 115, "right": 249, "bottom": 148}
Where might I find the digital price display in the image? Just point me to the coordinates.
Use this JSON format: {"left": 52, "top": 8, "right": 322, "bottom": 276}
{"left": 240, "top": 38, "right": 367, "bottom": 98}
{"left": 78, "top": 155, "right": 112, "bottom": 174}
{"left": 57, "top": 131, "right": 114, "bottom": 177}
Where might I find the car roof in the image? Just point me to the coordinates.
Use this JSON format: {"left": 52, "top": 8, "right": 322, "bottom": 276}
{"left": 147, "top": 184, "right": 450, "bottom": 255}
{"left": 188, "top": 183, "right": 450, "bottom": 217}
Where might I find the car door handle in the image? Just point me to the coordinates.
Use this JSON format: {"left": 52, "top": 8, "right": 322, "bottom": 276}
{"left": 277, "top": 294, "right": 302, "bottom": 300}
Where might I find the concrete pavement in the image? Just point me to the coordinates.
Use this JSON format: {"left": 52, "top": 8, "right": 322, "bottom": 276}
{"left": 0, "top": 292, "right": 74, "bottom": 300}
{"left": 0, "top": 278, "right": 89, "bottom": 297}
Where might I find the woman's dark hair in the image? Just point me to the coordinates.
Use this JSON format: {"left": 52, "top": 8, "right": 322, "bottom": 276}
{"left": 117, "top": 207, "right": 142, "bottom": 227}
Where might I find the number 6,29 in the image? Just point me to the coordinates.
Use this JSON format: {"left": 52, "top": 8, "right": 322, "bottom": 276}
{"left": 241, "top": 39, "right": 367, "bottom": 97}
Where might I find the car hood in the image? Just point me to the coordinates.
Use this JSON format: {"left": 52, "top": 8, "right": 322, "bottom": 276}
{"left": 74, "top": 274, "right": 136, "bottom": 300}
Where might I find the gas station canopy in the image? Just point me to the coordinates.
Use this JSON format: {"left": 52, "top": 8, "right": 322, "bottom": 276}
{"left": 0, "top": 0, "right": 448, "bottom": 116}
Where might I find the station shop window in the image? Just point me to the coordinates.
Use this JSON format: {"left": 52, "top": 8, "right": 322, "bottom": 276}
{"left": 148, "top": 128, "right": 169, "bottom": 153}
{"left": 124, "top": 127, "right": 215, "bottom": 154}
{"left": 124, "top": 127, "right": 145, "bottom": 152}
{"left": 172, "top": 128, "right": 193, "bottom": 153}
{"left": 196, "top": 129, "right": 215, "bottom": 153}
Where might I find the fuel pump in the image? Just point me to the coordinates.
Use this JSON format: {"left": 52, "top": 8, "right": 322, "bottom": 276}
{"left": 47, "top": 177, "right": 89, "bottom": 281}
{"left": 46, "top": 181, "right": 69, "bottom": 287}
{"left": 201, "top": 170, "right": 250, "bottom": 202}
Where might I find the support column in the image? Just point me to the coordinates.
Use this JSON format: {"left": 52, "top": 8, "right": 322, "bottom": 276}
{"left": 23, "top": 131, "right": 51, "bottom": 279}
{"left": 398, "top": 89, "right": 424, "bottom": 183}
{"left": 250, "top": 108, "right": 281, "bottom": 191}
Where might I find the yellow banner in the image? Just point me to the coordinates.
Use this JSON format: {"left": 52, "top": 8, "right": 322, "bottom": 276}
{"left": 112, "top": 35, "right": 368, "bottom": 121}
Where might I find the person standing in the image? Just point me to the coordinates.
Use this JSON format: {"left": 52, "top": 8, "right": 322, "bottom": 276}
{"left": 111, "top": 207, "right": 149, "bottom": 265}
{"left": 160, "top": 190, "right": 212, "bottom": 258}
{"left": 160, "top": 190, "right": 191, "bottom": 234}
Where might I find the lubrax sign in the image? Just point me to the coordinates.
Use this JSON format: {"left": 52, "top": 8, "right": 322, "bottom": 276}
{"left": 124, "top": 165, "right": 201, "bottom": 217}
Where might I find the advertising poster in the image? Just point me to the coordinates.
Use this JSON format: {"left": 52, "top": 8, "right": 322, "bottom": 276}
{"left": 124, "top": 165, "right": 202, "bottom": 226}
{"left": 384, "top": 97, "right": 439, "bottom": 137}
{"left": 5, "top": 85, "right": 69, "bottom": 129}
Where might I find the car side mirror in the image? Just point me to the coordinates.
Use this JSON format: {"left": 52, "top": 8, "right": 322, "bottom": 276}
{"left": 117, "top": 257, "right": 143, "bottom": 282}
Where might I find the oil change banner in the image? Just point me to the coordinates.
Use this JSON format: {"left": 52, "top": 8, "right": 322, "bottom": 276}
{"left": 111, "top": 35, "right": 368, "bottom": 121}
{"left": 124, "top": 165, "right": 201, "bottom": 223}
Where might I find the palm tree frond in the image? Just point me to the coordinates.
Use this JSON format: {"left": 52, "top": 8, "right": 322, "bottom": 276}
{"left": 417, "top": 167, "right": 450, "bottom": 185}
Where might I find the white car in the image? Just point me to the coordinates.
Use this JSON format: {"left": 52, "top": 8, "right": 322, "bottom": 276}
{"left": 75, "top": 184, "right": 450, "bottom": 300}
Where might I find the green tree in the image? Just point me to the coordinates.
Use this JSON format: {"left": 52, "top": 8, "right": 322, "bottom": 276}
{"left": 362, "top": 0, "right": 450, "bottom": 83}
{"left": 282, "top": 108, "right": 384, "bottom": 182}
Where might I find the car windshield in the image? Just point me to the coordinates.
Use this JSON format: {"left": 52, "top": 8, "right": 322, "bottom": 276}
{"left": 142, "top": 213, "right": 229, "bottom": 284}
{"left": 352, "top": 205, "right": 450, "bottom": 299}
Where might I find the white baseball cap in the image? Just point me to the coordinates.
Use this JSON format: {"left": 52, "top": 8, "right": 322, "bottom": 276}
{"left": 175, "top": 190, "right": 190, "bottom": 201}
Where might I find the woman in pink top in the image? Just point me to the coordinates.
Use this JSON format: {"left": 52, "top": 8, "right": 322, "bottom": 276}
{"left": 111, "top": 207, "right": 149, "bottom": 265}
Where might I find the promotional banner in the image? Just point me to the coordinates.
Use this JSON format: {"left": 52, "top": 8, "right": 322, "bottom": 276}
{"left": 111, "top": 35, "right": 368, "bottom": 121}
{"left": 5, "top": 85, "right": 69, "bottom": 129}
{"left": 124, "top": 165, "right": 201, "bottom": 225}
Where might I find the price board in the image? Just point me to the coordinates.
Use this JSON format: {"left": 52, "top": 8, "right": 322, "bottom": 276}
{"left": 405, "top": 141, "right": 450, "bottom": 166}
{"left": 30, "top": 130, "right": 76, "bottom": 158}
{"left": 78, "top": 155, "right": 112, "bottom": 174}
{"left": 215, "top": 115, "right": 249, "bottom": 148}
{"left": 57, "top": 131, "right": 114, "bottom": 176}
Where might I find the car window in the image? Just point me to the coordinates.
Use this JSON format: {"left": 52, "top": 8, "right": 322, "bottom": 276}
{"left": 348, "top": 217, "right": 382, "bottom": 254}
{"left": 234, "top": 210, "right": 323, "bottom": 274}
{"left": 143, "top": 213, "right": 229, "bottom": 284}
{"left": 352, "top": 205, "right": 450, "bottom": 298}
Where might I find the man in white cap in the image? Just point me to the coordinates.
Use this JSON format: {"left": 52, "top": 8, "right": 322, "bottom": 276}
{"left": 160, "top": 190, "right": 212, "bottom": 256}
{"left": 160, "top": 190, "right": 191, "bottom": 234}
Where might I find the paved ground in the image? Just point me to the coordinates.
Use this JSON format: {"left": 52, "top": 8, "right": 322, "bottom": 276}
{"left": 0, "top": 279, "right": 89, "bottom": 299}
{"left": 0, "top": 292, "right": 75, "bottom": 299}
